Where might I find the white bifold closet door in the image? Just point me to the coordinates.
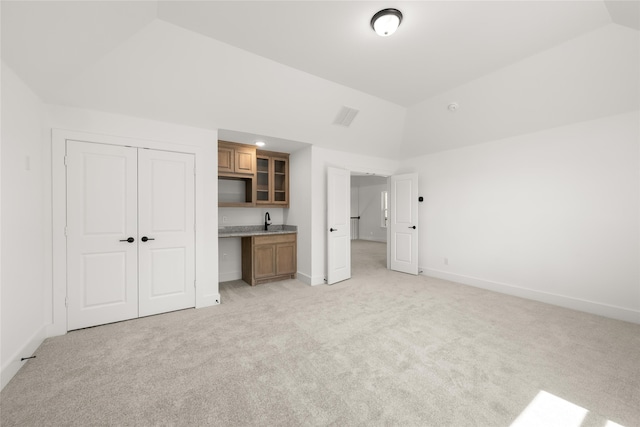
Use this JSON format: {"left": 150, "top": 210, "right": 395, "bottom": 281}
{"left": 66, "top": 141, "right": 195, "bottom": 330}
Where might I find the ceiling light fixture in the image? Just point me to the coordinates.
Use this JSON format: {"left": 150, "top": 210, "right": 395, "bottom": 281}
{"left": 371, "top": 8, "right": 403, "bottom": 37}
{"left": 255, "top": 141, "right": 265, "bottom": 147}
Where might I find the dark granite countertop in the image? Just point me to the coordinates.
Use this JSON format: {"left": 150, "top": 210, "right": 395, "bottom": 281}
{"left": 218, "top": 224, "right": 297, "bottom": 238}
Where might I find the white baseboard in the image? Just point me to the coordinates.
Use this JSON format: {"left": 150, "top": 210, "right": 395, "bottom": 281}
{"left": 46, "top": 322, "right": 66, "bottom": 339}
{"left": 296, "top": 272, "right": 311, "bottom": 285}
{"left": 218, "top": 271, "right": 242, "bottom": 283}
{"left": 296, "top": 272, "right": 325, "bottom": 286}
{"left": 197, "top": 293, "right": 221, "bottom": 307}
{"left": 423, "top": 268, "right": 640, "bottom": 325}
{"left": 1, "top": 326, "right": 46, "bottom": 390}
{"left": 198, "top": 281, "right": 221, "bottom": 307}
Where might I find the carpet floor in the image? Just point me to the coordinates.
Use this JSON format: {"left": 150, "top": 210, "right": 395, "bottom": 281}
{"left": 1, "top": 240, "right": 639, "bottom": 426}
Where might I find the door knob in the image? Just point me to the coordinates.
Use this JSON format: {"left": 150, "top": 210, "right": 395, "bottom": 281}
{"left": 119, "top": 237, "right": 135, "bottom": 243}
{"left": 408, "top": 226, "right": 416, "bottom": 229}
{"left": 330, "top": 228, "right": 337, "bottom": 232}
{"left": 141, "top": 236, "right": 155, "bottom": 242}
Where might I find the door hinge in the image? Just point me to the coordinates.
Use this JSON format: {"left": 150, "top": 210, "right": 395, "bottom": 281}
{"left": 63, "top": 156, "right": 68, "bottom": 167}
{"left": 194, "top": 280, "right": 196, "bottom": 289}
{"left": 64, "top": 297, "right": 67, "bottom": 307}
{"left": 64, "top": 226, "right": 68, "bottom": 237}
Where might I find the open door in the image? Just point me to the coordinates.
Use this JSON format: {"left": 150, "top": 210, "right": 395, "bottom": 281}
{"left": 327, "top": 166, "right": 351, "bottom": 284}
{"left": 390, "top": 173, "right": 419, "bottom": 275}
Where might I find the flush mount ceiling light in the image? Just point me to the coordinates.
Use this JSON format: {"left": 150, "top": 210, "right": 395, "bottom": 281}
{"left": 371, "top": 8, "right": 403, "bottom": 37}
{"left": 255, "top": 141, "right": 265, "bottom": 147}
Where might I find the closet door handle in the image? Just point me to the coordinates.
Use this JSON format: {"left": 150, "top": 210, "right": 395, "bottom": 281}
{"left": 330, "top": 228, "right": 337, "bottom": 232}
{"left": 141, "top": 236, "right": 155, "bottom": 242}
{"left": 408, "top": 226, "right": 416, "bottom": 229}
{"left": 119, "top": 237, "right": 135, "bottom": 243}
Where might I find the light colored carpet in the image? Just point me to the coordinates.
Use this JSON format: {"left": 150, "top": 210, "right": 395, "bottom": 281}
{"left": 1, "top": 240, "right": 639, "bottom": 426}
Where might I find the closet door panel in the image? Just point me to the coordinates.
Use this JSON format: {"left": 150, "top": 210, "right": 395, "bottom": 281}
{"left": 66, "top": 141, "right": 139, "bottom": 330}
{"left": 138, "top": 149, "right": 196, "bottom": 317}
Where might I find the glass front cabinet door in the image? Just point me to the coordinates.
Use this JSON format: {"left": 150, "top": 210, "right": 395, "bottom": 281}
{"left": 256, "top": 151, "right": 289, "bottom": 207}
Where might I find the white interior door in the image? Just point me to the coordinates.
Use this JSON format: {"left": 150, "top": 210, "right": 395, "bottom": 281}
{"left": 390, "top": 173, "right": 419, "bottom": 275}
{"left": 327, "top": 167, "right": 351, "bottom": 284}
{"left": 66, "top": 141, "right": 139, "bottom": 330}
{"left": 138, "top": 149, "right": 195, "bottom": 317}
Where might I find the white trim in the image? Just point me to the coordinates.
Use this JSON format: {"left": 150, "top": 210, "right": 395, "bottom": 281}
{"left": 1, "top": 327, "right": 46, "bottom": 390}
{"left": 310, "top": 274, "right": 326, "bottom": 286}
{"left": 296, "top": 272, "right": 312, "bottom": 285}
{"left": 296, "top": 272, "right": 325, "bottom": 286}
{"left": 218, "top": 271, "right": 242, "bottom": 282}
{"left": 51, "top": 128, "right": 219, "bottom": 336}
{"left": 423, "top": 268, "right": 640, "bottom": 324}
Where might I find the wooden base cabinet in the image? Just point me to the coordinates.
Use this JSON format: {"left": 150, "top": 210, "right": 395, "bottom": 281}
{"left": 242, "top": 233, "right": 297, "bottom": 286}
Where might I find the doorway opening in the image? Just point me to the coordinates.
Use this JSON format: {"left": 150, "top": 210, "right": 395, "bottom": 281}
{"left": 350, "top": 173, "right": 389, "bottom": 274}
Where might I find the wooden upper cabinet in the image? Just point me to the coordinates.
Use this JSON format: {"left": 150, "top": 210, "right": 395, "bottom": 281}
{"left": 218, "top": 141, "right": 256, "bottom": 177}
{"left": 234, "top": 146, "right": 256, "bottom": 175}
{"left": 218, "top": 145, "right": 234, "bottom": 174}
{"left": 217, "top": 142, "right": 290, "bottom": 208}
{"left": 256, "top": 150, "right": 289, "bottom": 208}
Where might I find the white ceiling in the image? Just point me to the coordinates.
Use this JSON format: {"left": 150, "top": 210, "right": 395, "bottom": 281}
{"left": 2, "top": 1, "right": 622, "bottom": 108}
{"left": 218, "top": 129, "right": 310, "bottom": 154}
{"left": 1, "top": 1, "right": 637, "bottom": 158}
{"left": 157, "top": 0, "right": 612, "bottom": 106}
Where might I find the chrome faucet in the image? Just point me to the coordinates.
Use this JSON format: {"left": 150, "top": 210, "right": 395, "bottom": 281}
{"left": 264, "top": 212, "right": 271, "bottom": 231}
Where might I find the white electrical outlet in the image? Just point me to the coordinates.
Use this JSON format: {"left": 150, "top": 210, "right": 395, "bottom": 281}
{"left": 222, "top": 253, "right": 228, "bottom": 260}
{"left": 222, "top": 216, "right": 228, "bottom": 223}
{"left": 444, "top": 258, "right": 449, "bottom": 265}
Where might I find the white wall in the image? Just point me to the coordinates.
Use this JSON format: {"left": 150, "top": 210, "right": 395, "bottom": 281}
{"left": 285, "top": 146, "right": 312, "bottom": 283}
{"left": 1, "top": 63, "right": 47, "bottom": 389}
{"left": 45, "top": 105, "right": 219, "bottom": 335}
{"left": 310, "top": 147, "right": 399, "bottom": 284}
{"left": 350, "top": 185, "right": 359, "bottom": 218}
{"left": 401, "top": 111, "right": 640, "bottom": 323}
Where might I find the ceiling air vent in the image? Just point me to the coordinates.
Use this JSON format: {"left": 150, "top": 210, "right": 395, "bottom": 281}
{"left": 333, "top": 106, "right": 359, "bottom": 127}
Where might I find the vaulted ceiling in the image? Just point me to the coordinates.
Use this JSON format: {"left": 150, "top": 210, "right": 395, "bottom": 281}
{"left": 2, "top": 1, "right": 638, "bottom": 158}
